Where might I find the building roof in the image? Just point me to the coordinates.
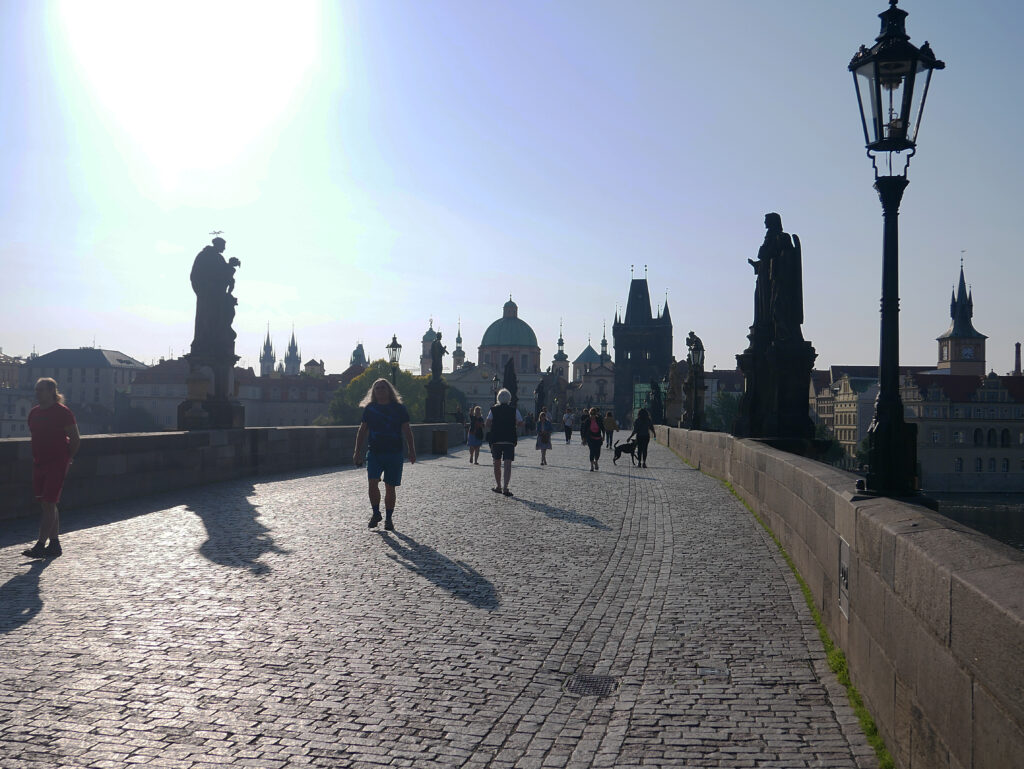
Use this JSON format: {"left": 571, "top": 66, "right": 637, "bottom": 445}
{"left": 480, "top": 299, "right": 538, "bottom": 348}
{"left": 131, "top": 358, "right": 189, "bottom": 384}
{"left": 708, "top": 368, "right": 745, "bottom": 393}
{"left": 29, "top": 348, "right": 148, "bottom": 370}
{"left": 829, "top": 364, "right": 931, "bottom": 383}
{"left": 810, "top": 369, "right": 831, "bottom": 393}
{"left": 574, "top": 345, "right": 601, "bottom": 364}
{"left": 937, "top": 265, "right": 987, "bottom": 341}
{"left": 910, "top": 372, "right": 987, "bottom": 402}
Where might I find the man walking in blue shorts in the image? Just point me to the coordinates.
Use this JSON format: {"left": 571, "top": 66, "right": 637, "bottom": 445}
{"left": 353, "top": 378, "right": 417, "bottom": 531}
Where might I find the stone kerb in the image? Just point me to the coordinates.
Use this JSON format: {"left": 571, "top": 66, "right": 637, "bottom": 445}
{"left": 0, "top": 423, "right": 464, "bottom": 522}
{"left": 659, "top": 426, "right": 1024, "bottom": 769}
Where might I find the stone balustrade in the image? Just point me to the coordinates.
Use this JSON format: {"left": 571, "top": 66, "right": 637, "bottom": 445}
{"left": 659, "top": 426, "right": 1024, "bottom": 769}
{"left": 0, "top": 423, "right": 465, "bottom": 521}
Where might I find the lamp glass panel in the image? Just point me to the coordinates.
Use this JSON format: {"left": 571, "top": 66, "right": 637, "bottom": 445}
{"left": 905, "top": 62, "right": 931, "bottom": 145}
{"left": 878, "top": 62, "right": 912, "bottom": 144}
{"left": 855, "top": 61, "right": 882, "bottom": 144}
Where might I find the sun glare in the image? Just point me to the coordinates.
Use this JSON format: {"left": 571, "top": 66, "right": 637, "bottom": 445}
{"left": 53, "top": 1, "right": 322, "bottom": 188}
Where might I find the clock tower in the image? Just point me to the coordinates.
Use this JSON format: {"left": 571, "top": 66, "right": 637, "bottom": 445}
{"left": 936, "top": 263, "right": 986, "bottom": 376}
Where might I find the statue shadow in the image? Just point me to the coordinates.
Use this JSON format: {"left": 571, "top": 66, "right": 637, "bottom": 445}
{"left": 185, "top": 480, "right": 288, "bottom": 575}
{"left": 515, "top": 497, "right": 612, "bottom": 531}
{"left": 0, "top": 560, "right": 53, "bottom": 634}
{"left": 380, "top": 531, "right": 499, "bottom": 611}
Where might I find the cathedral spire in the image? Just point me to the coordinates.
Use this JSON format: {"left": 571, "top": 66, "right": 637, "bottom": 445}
{"left": 284, "top": 325, "right": 301, "bottom": 375}
{"left": 260, "top": 323, "right": 276, "bottom": 376}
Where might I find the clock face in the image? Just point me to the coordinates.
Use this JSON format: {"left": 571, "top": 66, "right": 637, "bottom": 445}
{"left": 962, "top": 346, "right": 975, "bottom": 359}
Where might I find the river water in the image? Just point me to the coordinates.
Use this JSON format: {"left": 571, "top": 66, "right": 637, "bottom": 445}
{"left": 930, "top": 493, "right": 1024, "bottom": 552}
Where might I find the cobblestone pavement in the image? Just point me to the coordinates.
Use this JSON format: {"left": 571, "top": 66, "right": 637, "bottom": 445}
{"left": 0, "top": 438, "right": 878, "bottom": 769}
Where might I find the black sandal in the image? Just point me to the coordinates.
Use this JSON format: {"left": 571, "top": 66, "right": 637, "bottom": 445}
{"left": 503, "top": 489, "right": 513, "bottom": 497}
{"left": 492, "top": 486, "right": 502, "bottom": 494}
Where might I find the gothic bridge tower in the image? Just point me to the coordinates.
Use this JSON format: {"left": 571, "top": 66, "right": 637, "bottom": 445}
{"left": 612, "top": 272, "right": 672, "bottom": 420}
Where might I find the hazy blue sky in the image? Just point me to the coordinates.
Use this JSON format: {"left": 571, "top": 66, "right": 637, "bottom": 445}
{"left": 2, "top": 1, "right": 1021, "bottom": 375}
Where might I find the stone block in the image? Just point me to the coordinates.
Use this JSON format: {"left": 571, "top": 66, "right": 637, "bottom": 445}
{"left": 907, "top": 696, "right": 950, "bottom": 769}
{"left": 951, "top": 563, "right": 1024, "bottom": 726}
{"left": 892, "top": 679, "right": 913, "bottom": 769}
{"left": 894, "top": 531, "right": 952, "bottom": 645}
{"left": 851, "top": 558, "right": 887, "bottom": 642}
{"left": 909, "top": 621, "right": 973, "bottom": 767}
{"left": 95, "top": 454, "right": 128, "bottom": 476}
{"left": 973, "top": 682, "right": 1024, "bottom": 769}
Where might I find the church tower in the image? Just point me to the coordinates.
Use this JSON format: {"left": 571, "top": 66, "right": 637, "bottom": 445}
{"left": 259, "top": 326, "right": 276, "bottom": 377}
{"left": 552, "top": 319, "right": 570, "bottom": 381}
{"left": 453, "top": 318, "right": 466, "bottom": 370}
{"left": 350, "top": 342, "right": 367, "bottom": 368}
{"left": 600, "top": 321, "right": 610, "bottom": 365}
{"left": 284, "top": 328, "right": 301, "bottom": 376}
{"left": 612, "top": 268, "right": 673, "bottom": 420}
{"left": 936, "top": 262, "right": 986, "bottom": 376}
{"left": 420, "top": 319, "right": 438, "bottom": 376}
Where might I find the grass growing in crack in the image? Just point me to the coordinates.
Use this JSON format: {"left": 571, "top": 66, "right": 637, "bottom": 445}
{"left": 669, "top": 447, "right": 894, "bottom": 769}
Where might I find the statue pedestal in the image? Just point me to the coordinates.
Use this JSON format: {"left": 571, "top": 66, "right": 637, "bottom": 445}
{"left": 177, "top": 398, "right": 245, "bottom": 430}
{"left": 735, "top": 340, "right": 815, "bottom": 440}
{"left": 177, "top": 355, "right": 245, "bottom": 430}
{"left": 425, "top": 379, "right": 447, "bottom": 422}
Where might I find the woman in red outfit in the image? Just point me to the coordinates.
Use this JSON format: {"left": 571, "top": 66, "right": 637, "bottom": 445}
{"left": 22, "top": 378, "right": 80, "bottom": 559}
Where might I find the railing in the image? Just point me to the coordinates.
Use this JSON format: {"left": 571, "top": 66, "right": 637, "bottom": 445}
{"left": 0, "top": 423, "right": 465, "bottom": 521}
{"left": 659, "top": 426, "right": 1024, "bottom": 769}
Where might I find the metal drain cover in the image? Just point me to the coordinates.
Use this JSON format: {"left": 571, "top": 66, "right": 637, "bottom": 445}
{"left": 564, "top": 674, "right": 618, "bottom": 697}
{"left": 696, "top": 665, "right": 731, "bottom": 679}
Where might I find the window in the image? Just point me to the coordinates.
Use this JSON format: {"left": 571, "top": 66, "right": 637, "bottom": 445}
{"left": 973, "top": 428, "right": 984, "bottom": 446}
{"left": 987, "top": 429, "right": 997, "bottom": 447}
{"left": 1001, "top": 429, "right": 1011, "bottom": 448}
{"left": 975, "top": 458, "right": 983, "bottom": 472}
{"left": 1002, "top": 459, "right": 1010, "bottom": 473}
{"left": 954, "top": 457, "right": 963, "bottom": 472}
{"left": 988, "top": 458, "right": 997, "bottom": 473}
{"left": 521, "top": 354, "right": 528, "bottom": 371}
{"left": 931, "top": 431, "right": 941, "bottom": 444}
{"left": 953, "top": 431, "right": 964, "bottom": 444}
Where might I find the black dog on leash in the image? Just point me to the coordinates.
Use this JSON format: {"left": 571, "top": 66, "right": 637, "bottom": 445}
{"left": 612, "top": 438, "right": 638, "bottom": 466}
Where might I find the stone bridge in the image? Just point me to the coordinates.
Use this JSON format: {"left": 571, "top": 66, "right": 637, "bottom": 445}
{"left": 0, "top": 425, "right": 1020, "bottom": 768}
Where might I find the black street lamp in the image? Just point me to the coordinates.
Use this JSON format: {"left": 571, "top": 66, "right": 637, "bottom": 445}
{"left": 491, "top": 374, "right": 500, "bottom": 402}
{"left": 386, "top": 334, "right": 402, "bottom": 386}
{"left": 850, "top": 0, "right": 944, "bottom": 496}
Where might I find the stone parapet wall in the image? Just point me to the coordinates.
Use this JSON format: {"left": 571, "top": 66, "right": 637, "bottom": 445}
{"left": 660, "top": 427, "right": 1024, "bottom": 769}
{"left": 0, "top": 424, "right": 465, "bottom": 522}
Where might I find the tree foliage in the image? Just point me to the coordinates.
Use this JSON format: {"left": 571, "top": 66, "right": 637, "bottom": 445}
{"left": 814, "top": 422, "right": 846, "bottom": 465}
{"left": 704, "top": 391, "right": 741, "bottom": 433}
{"left": 323, "top": 359, "right": 430, "bottom": 425}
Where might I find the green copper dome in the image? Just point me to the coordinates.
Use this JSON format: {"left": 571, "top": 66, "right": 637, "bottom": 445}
{"left": 480, "top": 298, "right": 538, "bottom": 348}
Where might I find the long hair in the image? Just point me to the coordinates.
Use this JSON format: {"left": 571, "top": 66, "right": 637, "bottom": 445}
{"left": 359, "top": 377, "right": 403, "bottom": 407}
{"left": 35, "top": 377, "right": 65, "bottom": 405}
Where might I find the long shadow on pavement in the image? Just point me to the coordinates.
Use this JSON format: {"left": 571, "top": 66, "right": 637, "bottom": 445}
{"left": 380, "top": 531, "right": 499, "bottom": 611}
{"left": 0, "top": 559, "right": 54, "bottom": 633}
{"left": 515, "top": 497, "right": 612, "bottom": 531}
{"left": 186, "top": 479, "right": 289, "bottom": 575}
